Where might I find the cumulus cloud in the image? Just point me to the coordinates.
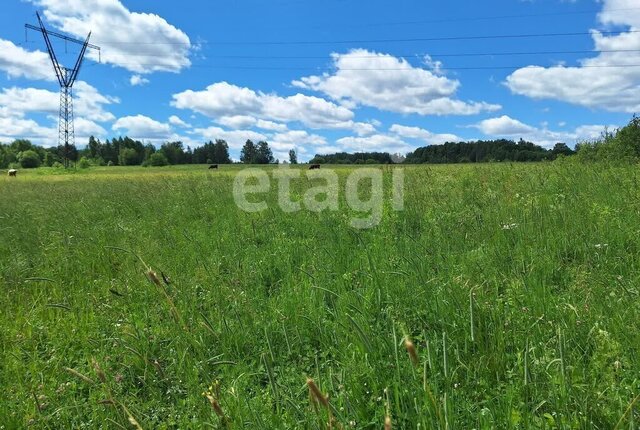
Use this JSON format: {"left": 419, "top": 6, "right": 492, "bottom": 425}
{"left": 256, "top": 119, "right": 288, "bottom": 132}
{"left": 389, "top": 124, "right": 461, "bottom": 144}
{"left": 217, "top": 115, "right": 258, "bottom": 129}
{"left": 335, "top": 134, "right": 413, "bottom": 153}
{"left": 474, "top": 115, "right": 537, "bottom": 136}
{"left": 0, "top": 82, "right": 117, "bottom": 123}
{"left": 505, "top": 0, "right": 640, "bottom": 112}
{"left": 472, "top": 115, "right": 614, "bottom": 147}
{"left": 0, "top": 116, "right": 55, "bottom": 144}
{"left": 168, "top": 115, "right": 190, "bottom": 128}
{"left": 193, "top": 126, "right": 268, "bottom": 149}
{"left": 130, "top": 75, "right": 150, "bottom": 86}
{"left": 293, "top": 49, "right": 501, "bottom": 116}
{"left": 172, "top": 81, "right": 357, "bottom": 130}
{"left": 0, "top": 39, "right": 52, "bottom": 81}
{"left": 30, "top": 0, "right": 191, "bottom": 73}
{"left": 271, "top": 130, "right": 326, "bottom": 147}
{"left": 112, "top": 114, "right": 171, "bottom": 139}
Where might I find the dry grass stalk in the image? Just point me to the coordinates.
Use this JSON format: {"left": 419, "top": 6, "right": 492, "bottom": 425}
{"left": 385, "top": 415, "right": 392, "bottom": 430}
{"left": 63, "top": 367, "right": 95, "bottom": 384}
{"left": 92, "top": 358, "right": 107, "bottom": 383}
{"left": 306, "top": 377, "right": 329, "bottom": 408}
{"left": 404, "top": 337, "right": 419, "bottom": 366}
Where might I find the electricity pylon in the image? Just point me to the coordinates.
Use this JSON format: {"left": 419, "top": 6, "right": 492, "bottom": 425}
{"left": 26, "top": 12, "right": 100, "bottom": 167}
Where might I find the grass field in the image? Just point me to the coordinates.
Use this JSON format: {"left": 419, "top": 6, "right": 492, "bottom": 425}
{"left": 1, "top": 162, "right": 639, "bottom": 429}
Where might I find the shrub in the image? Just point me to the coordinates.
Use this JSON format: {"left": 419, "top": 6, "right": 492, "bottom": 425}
{"left": 19, "top": 150, "right": 41, "bottom": 168}
{"left": 149, "top": 152, "right": 169, "bottom": 167}
{"left": 78, "top": 157, "right": 91, "bottom": 169}
{"left": 52, "top": 162, "right": 63, "bottom": 168}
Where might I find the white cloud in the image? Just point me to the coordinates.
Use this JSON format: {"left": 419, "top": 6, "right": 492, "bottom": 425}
{"left": 73, "top": 81, "right": 118, "bottom": 122}
{"left": 0, "top": 116, "right": 55, "bottom": 145}
{"left": 271, "top": 130, "right": 327, "bottom": 147}
{"left": 75, "top": 117, "right": 107, "bottom": 139}
{"left": 352, "top": 122, "right": 377, "bottom": 136}
{"left": 112, "top": 114, "right": 171, "bottom": 139}
{"left": 172, "top": 81, "right": 356, "bottom": 130}
{"left": 0, "top": 82, "right": 116, "bottom": 123}
{"left": 293, "top": 49, "right": 501, "bottom": 116}
{"left": 31, "top": 0, "right": 191, "bottom": 74}
{"left": 168, "top": 115, "right": 190, "bottom": 128}
{"left": 474, "top": 115, "right": 537, "bottom": 136}
{"left": 335, "top": 134, "right": 413, "bottom": 153}
{"left": 0, "top": 87, "right": 58, "bottom": 116}
{"left": 193, "top": 126, "right": 268, "bottom": 149}
{"left": 256, "top": 119, "right": 288, "bottom": 132}
{"left": 472, "top": 115, "right": 615, "bottom": 147}
{"left": 217, "top": 115, "right": 257, "bottom": 129}
{"left": 0, "top": 39, "right": 52, "bottom": 81}
{"left": 130, "top": 75, "right": 150, "bottom": 86}
{"left": 389, "top": 124, "right": 461, "bottom": 144}
{"left": 505, "top": 0, "right": 640, "bottom": 112}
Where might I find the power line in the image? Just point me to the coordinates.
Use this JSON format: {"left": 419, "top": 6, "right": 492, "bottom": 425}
{"left": 81, "top": 28, "right": 640, "bottom": 46}
{"left": 95, "top": 62, "right": 640, "bottom": 72}
{"left": 208, "top": 29, "right": 640, "bottom": 46}
{"left": 344, "top": 7, "right": 640, "bottom": 28}
{"left": 181, "top": 49, "right": 640, "bottom": 60}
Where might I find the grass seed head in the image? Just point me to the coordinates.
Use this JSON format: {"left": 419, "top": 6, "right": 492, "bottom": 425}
{"left": 385, "top": 416, "right": 392, "bottom": 430}
{"left": 91, "top": 358, "right": 107, "bottom": 383}
{"left": 146, "top": 269, "right": 162, "bottom": 287}
{"left": 306, "top": 377, "right": 329, "bottom": 408}
{"left": 404, "top": 337, "right": 419, "bottom": 366}
{"left": 63, "top": 367, "right": 94, "bottom": 385}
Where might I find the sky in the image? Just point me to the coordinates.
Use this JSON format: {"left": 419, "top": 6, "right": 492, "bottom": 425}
{"left": 0, "top": 0, "right": 639, "bottom": 161}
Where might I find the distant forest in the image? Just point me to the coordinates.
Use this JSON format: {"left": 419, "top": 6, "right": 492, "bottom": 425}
{"left": 310, "top": 139, "right": 574, "bottom": 164}
{"left": 5, "top": 115, "right": 640, "bottom": 168}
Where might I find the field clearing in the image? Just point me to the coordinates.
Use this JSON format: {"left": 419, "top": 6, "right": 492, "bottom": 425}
{"left": 1, "top": 162, "right": 639, "bottom": 428}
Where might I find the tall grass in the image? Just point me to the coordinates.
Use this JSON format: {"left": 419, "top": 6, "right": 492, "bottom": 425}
{"left": 0, "top": 163, "right": 638, "bottom": 428}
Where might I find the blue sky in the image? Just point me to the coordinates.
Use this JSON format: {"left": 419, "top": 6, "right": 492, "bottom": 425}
{"left": 1, "top": 0, "right": 638, "bottom": 161}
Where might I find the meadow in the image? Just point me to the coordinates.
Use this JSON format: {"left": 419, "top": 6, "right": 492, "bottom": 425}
{"left": 0, "top": 162, "right": 639, "bottom": 429}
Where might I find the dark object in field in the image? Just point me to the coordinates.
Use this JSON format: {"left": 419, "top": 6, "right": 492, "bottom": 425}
{"left": 161, "top": 271, "right": 171, "bottom": 285}
{"left": 309, "top": 164, "right": 321, "bottom": 170}
{"left": 109, "top": 288, "right": 124, "bottom": 297}
{"left": 209, "top": 164, "right": 218, "bottom": 169}
{"left": 8, "top": 169, "right": 17, "bottom": 177}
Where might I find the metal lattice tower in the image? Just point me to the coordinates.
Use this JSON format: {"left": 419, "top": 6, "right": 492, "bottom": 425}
{"left": 26, "top": 12, "right": 100, "bottom": 168}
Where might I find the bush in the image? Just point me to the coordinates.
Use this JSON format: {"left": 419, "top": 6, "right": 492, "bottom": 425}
{"left": 107, "top": 161, "right": 114, "bottom": 166}
{"left": 149, "top": 152, "right": 169, "bottom": 167}
{"left": 78, "top": 157, "right": 91, "bottom": 169}
{"left": 575, "top": 116, "right": 640, "bottom": 164}
{"left": 52, "top": 162, "right": 63, "bottom": 168}
{"left": 19, "top": 150, "right": 41, "bottom": 168}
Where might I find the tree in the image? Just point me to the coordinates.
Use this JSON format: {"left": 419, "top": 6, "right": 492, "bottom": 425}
{"left": 149, "top": 152, "right": 169, "bottom": 166}
{"left": 213, "top": 139, "right": 231, "bottom": 163}
{"left": 87, "top": 136, "right": 101, "bottom": 159}
{"left": 289, "top": 149, "right": 298, "bottom": 164}
{"left": 118, "top": 148, "right": 139, "bottom": 166}
{"left": 160, "top": 141, "right": 187, "bottom": 165}
{"left": 255, "top": 141, "right": 274, "bottom": 164}
{"left": 551, "top": 143, "right": 574, "bottom": 157}
{"left": 240, "top": 140, "right": 257, "bottom": 164}
{"left": 19, "top": 150, "right": 41, "bottom": 168}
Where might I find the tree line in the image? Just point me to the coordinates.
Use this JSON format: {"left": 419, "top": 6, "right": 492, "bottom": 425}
{"left": 309, "top": 152, "right": 394, "bottom": 164}
{"left": 404, "top": 139, "right": 574, "bottom": 164}
{"left": 4, "top": 115, "right": 638, "bottom": 169}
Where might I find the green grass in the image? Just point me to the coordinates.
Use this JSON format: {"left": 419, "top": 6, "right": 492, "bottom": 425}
{"left": 1, "top": 162, "right": 639, "bottom": 429}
